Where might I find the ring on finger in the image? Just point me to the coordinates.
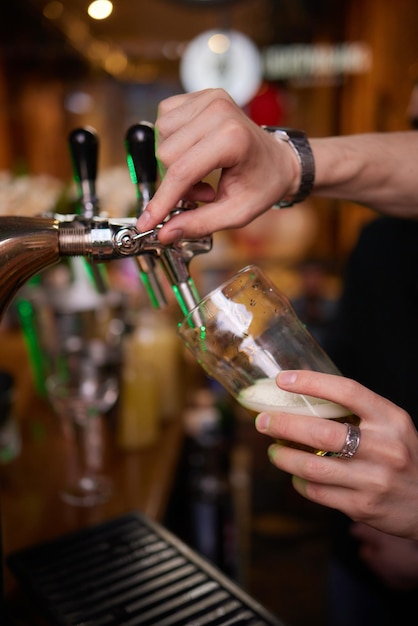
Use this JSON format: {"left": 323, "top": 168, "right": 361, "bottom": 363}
{"left": 334, "top": 422, "right": 361, "bottom": 459}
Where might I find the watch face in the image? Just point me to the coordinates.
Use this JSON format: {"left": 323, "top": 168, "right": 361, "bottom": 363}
{"left": 180, "top": 29, "right": 263, "bottom": 107}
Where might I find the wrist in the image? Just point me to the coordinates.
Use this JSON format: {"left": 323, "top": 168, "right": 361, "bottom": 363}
{"left": 262, "top": 127, "right": 315, "bottom": 208}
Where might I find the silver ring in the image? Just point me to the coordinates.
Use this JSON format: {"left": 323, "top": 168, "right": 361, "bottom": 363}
{"left": 336, "top": 422, "right": 361, "bottom": 459}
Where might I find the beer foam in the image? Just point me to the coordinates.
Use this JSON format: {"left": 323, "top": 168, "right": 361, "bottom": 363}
{"left": 238, "top": 377, "right": 350, "bottom": 418}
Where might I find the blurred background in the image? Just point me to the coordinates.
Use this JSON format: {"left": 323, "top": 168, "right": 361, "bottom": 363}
{"left": 2, "top": 2, "right": 418, "bottom": 625}
{"left": 2, "top": 0, "right": 418, "bottom": 270}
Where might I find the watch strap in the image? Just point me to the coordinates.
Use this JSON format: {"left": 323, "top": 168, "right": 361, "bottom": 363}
{"left": 262, "top": 126, "right": 315, "bottom": 208}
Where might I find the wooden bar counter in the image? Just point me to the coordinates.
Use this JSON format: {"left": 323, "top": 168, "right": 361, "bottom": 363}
{"left": 0, "top": 329, "right": 184, "bottom": 622}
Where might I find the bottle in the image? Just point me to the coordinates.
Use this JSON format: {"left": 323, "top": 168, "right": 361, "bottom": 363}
{"left": 138, "top": 308, "right": 182, "bottom": 421}
{"left": 118, "top": 330, "right": 160, "bottom": 450}
{"left": 119, "top": 307, "right": 182, "bottom": 442}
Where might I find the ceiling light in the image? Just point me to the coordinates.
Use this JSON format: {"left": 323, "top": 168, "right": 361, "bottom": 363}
{"left": 208, "top": 33, "right": 231, "bottom": 55}
{"left": 87, "top": 1, "right": 113, "bottom": 21}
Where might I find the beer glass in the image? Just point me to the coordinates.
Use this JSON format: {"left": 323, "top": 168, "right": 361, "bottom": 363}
{"left": 178, "top": 265, "right": 357, "bottom": 455}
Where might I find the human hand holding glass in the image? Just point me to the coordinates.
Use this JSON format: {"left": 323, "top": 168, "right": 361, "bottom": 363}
{"left": 177, "top": 264, "right": 358, "bottom": 456}
{"left": 256, "top": 369, "right": 418, "bottom": 541}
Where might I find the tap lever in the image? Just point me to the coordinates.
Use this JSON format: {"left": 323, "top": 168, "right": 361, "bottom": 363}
{"left": 126, "top": 122, "right": 211, "bottom": 313}
{"left": 125, "top": 122, "right": 167, "bottom": 307}
{"left": 68, "top": 127, "right": 99, "bottom": 219}
{"left": 125, "top": 122, "right": 157, "bottom": 212}
{"left": 68, "top": 127, "right": 108, "bottom": 292}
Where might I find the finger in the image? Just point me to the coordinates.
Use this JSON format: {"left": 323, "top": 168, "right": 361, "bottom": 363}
{"left": 154, "top": 195, "right": 255, "bottom": 243}
{"left": 137, "top": 95, "right": 254, "bottom": 233}
{"left": 185, "top": 182, "right": 217, "bottom": 203}
{"left": 268, "top": 442, "right": 393, "bottom": 519}
{"left": 156, "top": 91, "right": 204, "bottom": 117}
{"left": 268, "top": 442, "right": 368, "bottom": 487}
{"left": 290, "top": 475, "right": 371, "bottom": 519}
{"left": 273, "top": 441, "right": 398, "bottom": 508}
{"left": 276, "top": 370, "right": 400, "bottom": 424}
{"left": 157, "top": 88, "right": 232, "bottom": 121}
{"left": 137, "top": 128, "right": 241, "bottom": 234}
{"left": 256, "top": 411, "right": 359, "bottom": 457}
{"left": 156, "top": 89, "right": 245, "bottom": 168}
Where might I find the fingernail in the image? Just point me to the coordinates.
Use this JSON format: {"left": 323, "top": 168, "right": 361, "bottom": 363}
{"left": 255, "top": 412, "right": 271, "bottom": 432}
{"left": 268, "top": 444, "right": 277, "bottom": 463}
{"left": 137, "top": 210, "right": 151, "bottom": 231}
{"left": 278, "top": 371, "right": 297, "bottom": 386}
{"left": 164, "top": 228, "right": 183, "bottom": 243}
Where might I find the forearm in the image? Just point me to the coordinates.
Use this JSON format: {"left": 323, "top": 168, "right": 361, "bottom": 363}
{"left": 139, "top": 90, "right": 418, "bottom": 241}
{"left": 311, "top": 132, "right": 418, "bottom": 217}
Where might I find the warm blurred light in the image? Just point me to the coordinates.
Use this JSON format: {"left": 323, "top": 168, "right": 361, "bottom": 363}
{"left": 87, "top": 40, "right": 111, "bottom": 61}
{"left": 208, "top": 33, "right": 231, "bottom": 55}
{"left": 104, "top": 50, "right": 128, "bottom": 75}
{"left": 64, "top": 91, "right": 94, "bottom": 114}
{"left": 88, "top": 0, "right": 113, "bottom": 20}
{"left": 134, "top": 63, "right": 160, "bottom": 82}
{"left": 64, "top": 17, "right": 89, "bottom": 43}
{"left": 43, "top": 1, "right": 64, "bottom": 20}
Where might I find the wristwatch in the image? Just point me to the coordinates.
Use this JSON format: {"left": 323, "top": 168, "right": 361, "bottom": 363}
{"left": 262, "top": 126, "right": 315, "bottom": 208}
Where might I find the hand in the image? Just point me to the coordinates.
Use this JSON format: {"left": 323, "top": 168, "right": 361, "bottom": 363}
{"left": 254, "top": 370, "right": 418, "bottom": 541}
{"left": 350, "top": 522, "right": 418, "bottom": 590}
{"left": 136, "top": 88, "right": 300, "bottom": 244}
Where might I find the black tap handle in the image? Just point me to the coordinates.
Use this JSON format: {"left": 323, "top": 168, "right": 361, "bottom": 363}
{"left": 68, "top": 126, "right": 106, "bottom": 292}
{"left": 125, "top": 122, "right": 167, "bottom": 307}
{"left": 125, "top": 122, "right": 157, "bottom": 187}
{"left": 69, "top": 127, "right": 98, "bottom": 186}
{"left": 68, "top": 127, "right": 99, "bottom": 216}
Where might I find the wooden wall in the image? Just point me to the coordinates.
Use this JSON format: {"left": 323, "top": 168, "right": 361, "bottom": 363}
{"left": 334, "top": 0, "right": 418, "bottom": 261}
{"left": 280, "top": 0, "right": 418, "bottom": 265}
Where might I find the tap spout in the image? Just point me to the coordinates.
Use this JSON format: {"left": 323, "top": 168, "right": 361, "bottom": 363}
{"left": 0, "top": 211, "right": 212, "bottom": 325}
{"left": 0, "top": 215, "right": 60, "bottom": 320}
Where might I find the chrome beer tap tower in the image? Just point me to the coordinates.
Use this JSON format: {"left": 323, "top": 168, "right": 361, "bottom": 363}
{"left": 0, "top": 124, "right": 212, "bottom": 324}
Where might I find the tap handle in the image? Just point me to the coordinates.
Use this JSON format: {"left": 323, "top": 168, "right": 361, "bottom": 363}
{"left": 125, "top": 122, "right": 157, "bottom": 210}
{"left": 125, "top": 122, "right": 166, "bottom": 307}
{"left": 68, "top": 127, "right": 107, "bottom": 292}
{"left": 68, "top": 126, "right": 99, "bottom": 218}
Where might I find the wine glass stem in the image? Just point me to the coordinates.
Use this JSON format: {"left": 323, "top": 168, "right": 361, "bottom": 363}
{"left": 73, "top": 416, "right": 103, "bottom": 480}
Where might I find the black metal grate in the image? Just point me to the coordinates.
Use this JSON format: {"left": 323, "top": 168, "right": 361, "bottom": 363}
{"left": 7, "top": 511, "right": 287, "bottom": 626}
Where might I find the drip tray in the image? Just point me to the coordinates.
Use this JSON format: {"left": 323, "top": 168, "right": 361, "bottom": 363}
{"left": 7, "top": 511, "right": 287, "bottom": 626}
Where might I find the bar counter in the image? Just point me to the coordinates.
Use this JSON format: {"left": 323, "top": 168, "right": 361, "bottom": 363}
{"left": 0, "top": 328, "right": 184, "bottom": 622}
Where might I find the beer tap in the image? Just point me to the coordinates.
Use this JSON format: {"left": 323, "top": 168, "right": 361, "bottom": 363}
{"left": 68, "top": 126, "right": 107, "bottom": 293}
{"left": 126, "top": 122, "right": 212, "bottom": 316}
{"left": 125, "top": 122, "right": 167, "bottom": 308}
{"left": 0, "top": 126, "right": 213, "bottom": 324}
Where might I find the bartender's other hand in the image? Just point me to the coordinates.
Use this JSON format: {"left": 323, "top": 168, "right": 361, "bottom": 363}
{"left": 254, "top": 370, "right": 418, "bottom": 542}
